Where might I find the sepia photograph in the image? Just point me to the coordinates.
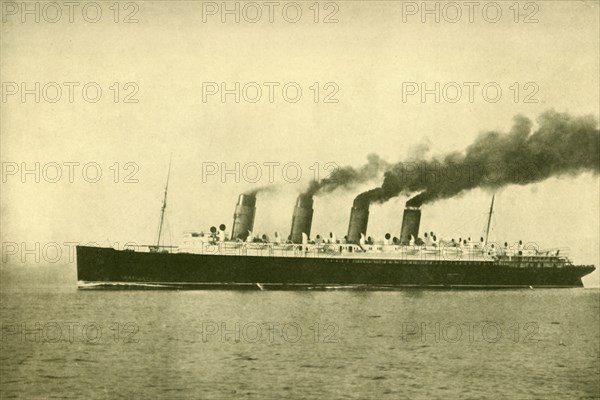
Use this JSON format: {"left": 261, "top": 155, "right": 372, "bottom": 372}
{"left": 1, "top": 0, "right": 599, "bottom": 398}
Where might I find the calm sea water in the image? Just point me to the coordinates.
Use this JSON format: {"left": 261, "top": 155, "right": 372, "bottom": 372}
{"left": 1, "top": 266, "right": 599, "bottom": 399}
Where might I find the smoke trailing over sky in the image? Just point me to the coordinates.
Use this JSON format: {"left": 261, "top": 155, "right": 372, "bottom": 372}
{"left": 304, "top": 154, "right": 390, "bottom": 197}
{"left": 355, "top": 110, "right": 599, "bottom": 207}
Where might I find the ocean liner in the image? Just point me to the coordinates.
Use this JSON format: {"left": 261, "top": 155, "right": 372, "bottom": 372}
{"left": 76, "top": 166, "right": 595, "bottom": 289}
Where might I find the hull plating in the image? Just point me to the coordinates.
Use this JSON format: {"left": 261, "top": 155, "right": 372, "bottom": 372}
{"left": 76, "top": 246, "right": 594, "bottom": 290}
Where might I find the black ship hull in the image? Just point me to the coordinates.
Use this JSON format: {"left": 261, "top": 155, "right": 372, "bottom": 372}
{"left": 76, "top": 246, "right": 595, "bottom": 290}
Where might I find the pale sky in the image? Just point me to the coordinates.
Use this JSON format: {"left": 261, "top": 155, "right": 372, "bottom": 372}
{"left": 1, "top": 1, "right": 599, "bottom": 286}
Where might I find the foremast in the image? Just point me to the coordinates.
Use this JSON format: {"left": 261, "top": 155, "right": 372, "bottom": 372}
{"left": 485, "top": 194, "right": 495, "bottom": 245}
{"left": 155, "top": 155, "right": 172, "bottom": 249}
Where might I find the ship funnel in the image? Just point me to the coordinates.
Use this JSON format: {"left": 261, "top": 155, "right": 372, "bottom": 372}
{"left": 347, "top": 201, "right": 369, "bottom": 243}
{"left": 290, "top": 194, "right": 314, "bottom": 244}
{"left": 400, "top": 206, "right": 421, "bottom": 245}
{"left": 231, "top": 194, "right": 256, "bottom": 241}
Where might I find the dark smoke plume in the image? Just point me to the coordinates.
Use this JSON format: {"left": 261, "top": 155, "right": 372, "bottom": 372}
{"left": 243, "top": 186, "right": 275, "bottom": 196}
{"left": 304, "top": 153, "right": 390, "bottom": 197}
{"left": 356, "top": 110, "right": 599, "bottom": 207}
